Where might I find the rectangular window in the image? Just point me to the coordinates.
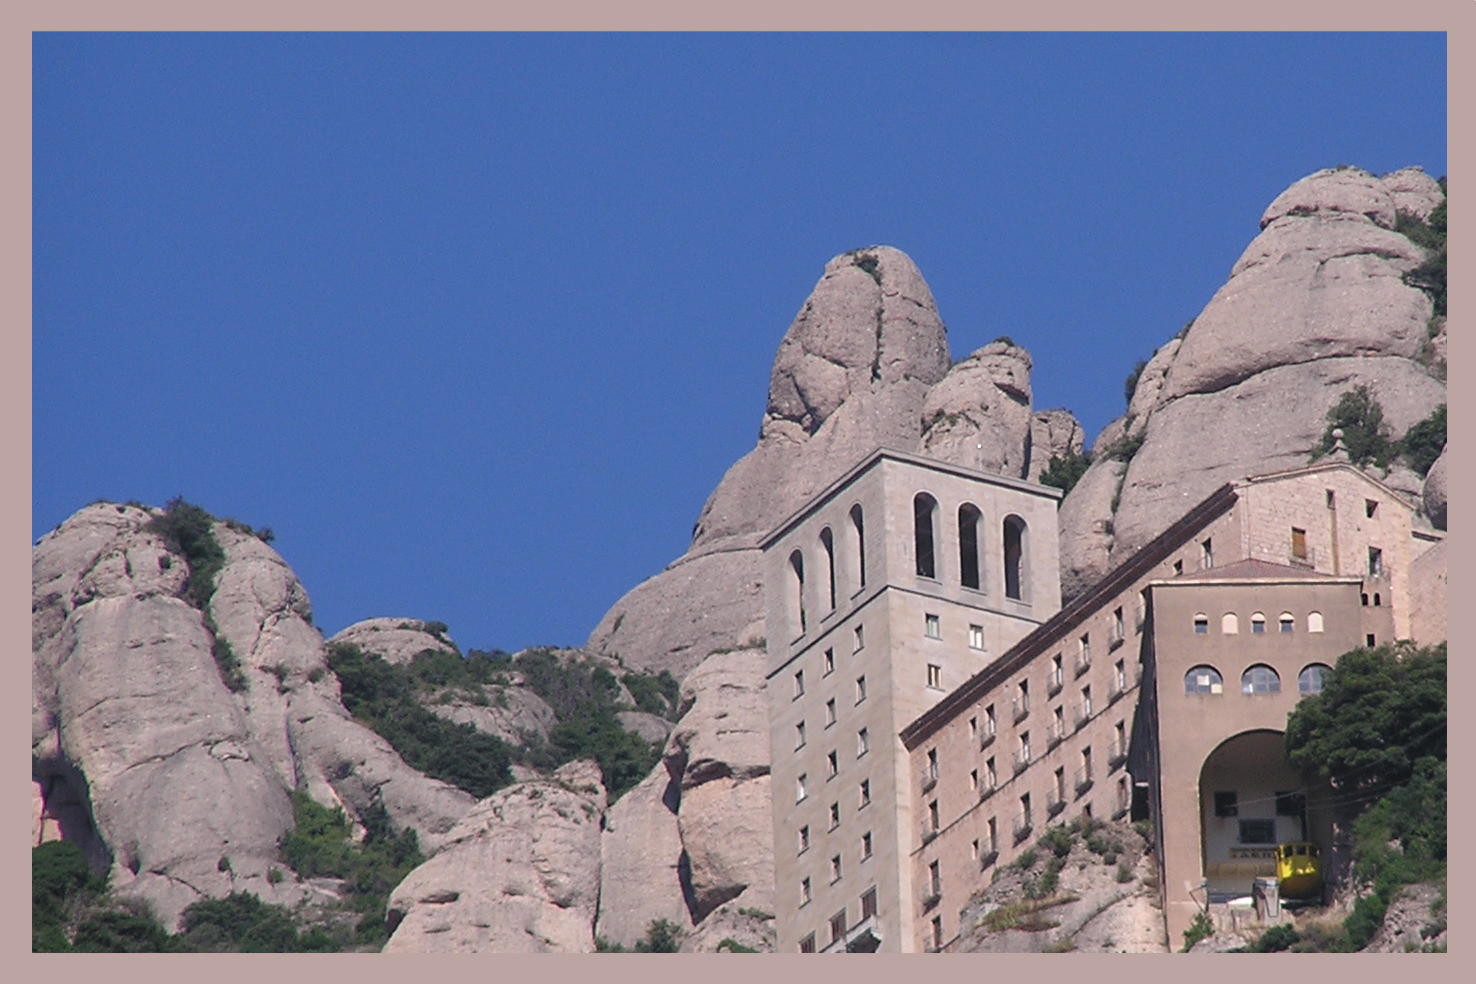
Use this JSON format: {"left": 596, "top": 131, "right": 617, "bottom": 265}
{"left": 1214, "top": 791, "right": 1238, "bottom": 818}
{"left": 829, "top": 802, "right": 840, "bottom": 829}
{"left": 824, "top": 648, "right": 835, "bottom": 675}
{"left": 929, "top": 799, "right": 940, "bottom": 832}
{"left": 830, "top": 909, "right": 846, "bottom": 944}
{"left": 830, "top": 855, "right": 842, "bottom": 883}
{"left": 1369, "top": 547, "right": 1383, "bottom": 577}
{"left": 861, "top": 831, "right": 873, "bottom": 860}
{"left": 1173, "top": 559, "right": 1183, "bottom": 576}
{"left": 798, "top": 825, "right": 810, "bottom": 853}
{"left": 857, "top": 727, "right": 869, "bottom": 757}
{"left": 985, "top": 757, "right": 996, "bottom": 788}
{"left": 1079, "top": 633, "right": 1091, "bottom": 665}
{"left": 860, "top": 887, "right": 877, "bottom": 920}
{"left": 970, "top": 768, "right": 978, "bottom": 791}
{"left": 859, "top": 779, "right": 871, "bottom": 807}
{"left": 1081, "top": 685, "right": 1092, "bottom": 718}
{"left": 795, "top": 721, "right": 806, "bottom": 749}
{"left": 853, "top": 624, "right": 864, "bottom": 652}
{"left": 801, "top": 877, "right": 812, "bottom": 906}
{"left": 1276, "top": 791, "right": 1306, "bottom": 817}
{"left": 826, "top": 698, "right": 837, "bottom": 727}
{"left": 855, "top": 676, "right": 867, "bottom": 704}
{"left": 927, "top": 748, "right": 938, "bottom": 780}
{"left": 971, "top": 838, "right": 979, "bottom": 859}
{"left": 1113, "top": 607, "right": 1125, "bottom": 641}
{"left": 931, "top": 916, "right": 943, "bottom": 950}
{"left": 799, "top": 933, "right": 815, "bottom": 953}
{"left": 827, "top": 750, "right": 838, "bottom": 779}
{"left": 1115, "top": 659, "right": 1126, "bottom": 690}
{"left": 1201, "top": 538, "right": 1213, "bottom": 570}
{"left": 927, "top": 663, "right": 942, "bottom": 689}
{"left": 925, "top": 613, "right": 941, "bottom": 639}
{"left": 968, "top": 624, "right": 984, "bottom": 650}
{"left": 1050, "top": 654, "right": 1063, "bottom": 690}
{"left": 928, "top": 860, "right": 941, "bottom": 896}
{"left": 1291, "top": 527, "right": 1307, "bottom": 560}
{"left": 794, "top": 670, "right": 805, "bottom": 699}
{"left": 1239, "top": 819, "right": 1276, "bottom": 844}
{"left": 969, "top": 716, "right": 977, "bottom": 738}
{"left": 987, "top": 817, "right": 998, "bottom": 852}
{"left": 985, "top": 705, "right": 996, "bottom": 735}
{"left": 797, "top": 774, "right": 808, "bottom": 803}
{"left": 1365, "top": 498, "right": 1378, "bottom": 519}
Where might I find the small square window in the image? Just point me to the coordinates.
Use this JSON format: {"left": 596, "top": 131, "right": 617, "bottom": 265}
{"left": 1173, "top": 559, "right": 1183, "bottom": 576}
{"left": 830, "top": 909, "right": 846, "bottom": 943}
{"left": 968, "top": 624, "right": 984, "bottom": 650}
{"left": 799, "top": 932, "right": 815, "bottom": 952}
{"left": 861, "top": 887, "right": 877, "bottom": 919}
{"left": 1239, "top": 819, "right": 1276, "bottom": 844}
{"left": 824, "top": 648, "right": 835, "bottom": 675}
{"left": 927, "top": 663, "right": 942, "bottom": 689}
{"left": 1365, "top": 499, "right": 1378, "bottom": 519}
{"left": 925, "top": 613, "right": 941, "bottom": 639}
{"left": 1214, "top": 791, "right": 1238, "bottom": 817}
{"left": 1275, "top": 791, "right": 1306, "bottom": 817}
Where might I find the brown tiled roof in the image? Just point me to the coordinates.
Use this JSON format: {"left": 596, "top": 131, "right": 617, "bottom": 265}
{"left": 1175, "top": 558, "right": 1336, "bottom": 581}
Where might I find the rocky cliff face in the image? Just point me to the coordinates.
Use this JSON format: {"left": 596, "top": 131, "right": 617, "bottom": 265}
{"left": 32, "top": 504, "right": 475, "bottom": 931}
{"left": 1058, "top": 167, "right": 1448, "bottom": 599}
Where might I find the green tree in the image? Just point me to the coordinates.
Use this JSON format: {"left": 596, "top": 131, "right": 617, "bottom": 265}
{"left": 1039, "top": 449, "right": 1091, "bottom": 497}
{"left": 1400, "top": 404, "right": 1446, "bottom": 477}
{"left": 1311, "top": 386, "right": 1396, "bottom": 469}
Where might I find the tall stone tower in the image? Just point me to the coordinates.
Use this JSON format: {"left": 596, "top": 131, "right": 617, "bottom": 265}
{"left": 762, "top": 448, "right": 1062, "bottom": 952}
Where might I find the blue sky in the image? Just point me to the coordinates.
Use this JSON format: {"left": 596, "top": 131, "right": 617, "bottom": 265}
{"left": 33, "top": 33, "right": 1446, "bottom": 653}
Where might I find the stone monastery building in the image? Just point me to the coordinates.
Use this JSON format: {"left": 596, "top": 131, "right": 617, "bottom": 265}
{"left": 761, "top": 447, "right": 1442, "bottom": 953}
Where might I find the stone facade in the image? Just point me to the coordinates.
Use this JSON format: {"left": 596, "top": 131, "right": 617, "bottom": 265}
{"left": 770, "top": 452, "right": 1443, "bottom": 953}
{"left": 762, "top": 449, "right": 1061, "bottom": 953}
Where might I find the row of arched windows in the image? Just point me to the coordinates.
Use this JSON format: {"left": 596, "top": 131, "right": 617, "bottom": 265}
{"left": 1183, "top": 663, "right": 1331, "bottom": 696}
{"left": 913, "top": 493, "right": 1030, "bottom": 602}
{"left": 788, "top": 505, "right": 867, "bottom": 639}
{"left": 1192, "top": 611, "right": 1325, "bottom": 635}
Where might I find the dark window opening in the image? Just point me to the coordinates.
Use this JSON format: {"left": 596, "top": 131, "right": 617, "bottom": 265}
{"left": 820, "top": 527, "right": 836, "bottom": 611}
{"left": 914, "top": 494, "right": 937, "bottom": 579}
{"left": 958, "top": 503, "right": 982, "bottom": 590}
{"left": 1214, "top": 791, "right": 1238, "bottom": 817}
{"left": 1003, "top": 516, "right": 1026, "bottom": 600}
{"left": 850, "top": 505, "right": 866, "bottom": 590}
{"left": 1239, "top": 819, "right": 1276, "bottom": 844}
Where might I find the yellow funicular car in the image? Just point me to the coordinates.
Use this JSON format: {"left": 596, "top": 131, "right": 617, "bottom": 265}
{"left": 1275, "top": 841, "right": 1324, "bottom": 900}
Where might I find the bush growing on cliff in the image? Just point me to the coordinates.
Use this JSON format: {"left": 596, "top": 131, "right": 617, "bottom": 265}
{"left": 1039, "top": 449, "right": 1091, "bottom": 497}
{"left": 1312, "top": 386, "right": 1395, "bottom": 469}
{"left": 145, "top": 498, "right": 246, "bottom": 691}
{"left": 1400, "top": 404, "right": 1446, "bottom": 477}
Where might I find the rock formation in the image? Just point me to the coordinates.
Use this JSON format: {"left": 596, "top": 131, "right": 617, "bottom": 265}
{"left": 1059, "top": 167, "right": 1448, "bottom": 598}
{"left": 326, "top": 618, "right": 457, "bottom": 666}
{"left": 1423, "top": 446, "right": 1447, "bottom": 530}
{"left": 32, "top": 503, "right": 474, "bottom": 930}
{"left": 383, "top": 760, "right": 607, "bottom": 953}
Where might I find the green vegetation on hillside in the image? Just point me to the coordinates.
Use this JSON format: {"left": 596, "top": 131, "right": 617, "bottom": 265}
{"left": 595, "top": 918, "right": 685, "bottom": 952}
{"left": 1400, "top": 404, "right": 1446, "bottom": 477}
{"left": 1284, "top": 642, "right": 1447, "bottom": 951}
{"left": 1311, "top": 386, "right": 1396, "bottom": 469}
{"left": 327, "top": 642, "right": 515, "bottom": 799}
{"left": 1123, "top": 358, "right": 1148, "bottom": 407}
{"left": 1039, "top": 448, "right": 1092, "bottom": 497}
{"left": 145, "top": 498, "right": 247, "bottom": 691}
{"left": 1396, "top": 193, "right": 1447, "bottom": 318}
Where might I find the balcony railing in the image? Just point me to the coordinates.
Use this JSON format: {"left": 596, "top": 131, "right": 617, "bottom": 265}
{"left": 1012, "top": 750, "right": 1031, "bottom": 774}
{"left": 1074, "top": 651, "right": 1092, "bottom": 677}
{"left": 978, "top": 849, "right": 999, "bottom": 871}
{"left": 1047, "top": 671, "right": 1064, "bottom": 698}
{"left": 1112, "top": 802, "right": 1130, "bottom": 821}
{"left": 1109, "top": 678, "right": 1127, "bottom": 704}
{"left": 922, "top": 774, "right": 937, "bottom": 794}
{"left": 1047, "top": 721, "right": 1067, "bottom": 748}
{"left": 921, "top": 828, "right": 938, "bottom": 846}
{"left": 1108, "top": 739, "right": 1129, "bottom": 769}
{"left": 1046, "top": 791, "right": 1067, "bottom": 817}
{"left": 1074, "top": 705, "right": 1091, "bottom": 730}
{"left": 1013, "top": 816, "right": 1033, "bottom": 843}
{"left": 1074, "top": 766, "right": 1094, "bottom": 795}
{"left": 979, "top": 729, "right": 996, "bottom": 751}
{"left": 920, "top": 891, "right": 941, "bottom": 911}
{"left": 978, "top": 779, "right": 997, "bottom": 801}
{"left": 1012, "top": 697, "right": 1030, "bottom": 723}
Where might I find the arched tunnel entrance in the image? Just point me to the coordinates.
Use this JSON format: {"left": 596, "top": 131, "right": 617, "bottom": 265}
{"left": 1197, "top": 730, "right": 1332, "bottom": 902}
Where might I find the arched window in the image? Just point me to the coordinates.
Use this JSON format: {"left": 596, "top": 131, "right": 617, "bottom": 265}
{"left": 1241, "top": 664, "right": 1281, "bottom": 695}
{"left": 1279, "top": 612, "right": 1294, "bottom": 634}
{"left": 1250, "top": 612, "right": 1266, "bottom": 635}
{"left": 1221, "top": 613, "right": 1239, "bottom": 634}
{"left": 1298, "top": 664, "right": 1332, "bottom": 694}
{"left": 958, "top": 503, "right": 982, "bottom": 590}
{"left": 849, "top": 504, "right": 866, "bottom": 591}
{"left": 1003, "top": 515, "right": 1028, "bottom": 601}
{"left": 1193, "top": 613, "right": 1209, "bottom": 634}
{"left": 819, "top": 527, "right": 836, "bottom": 612}
{"left": 788, "top": 550, "right": 807, "bottom": 637}
{"left": 914, "top": 493, "right": 938, "bottom": 579}
{"left": 1307, "top": 611, "right": 1324, "bottom": 633}
{"left": 1185, "top": 665, "right": 1223, "bottom": 695}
